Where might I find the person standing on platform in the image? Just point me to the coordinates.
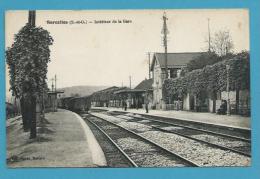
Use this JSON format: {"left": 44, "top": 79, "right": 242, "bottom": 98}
{"left": 144, "top": 92, "right": 149, "bottom": 113}
{"left": 123, "top": 100, "right": 127, "bottom": 111}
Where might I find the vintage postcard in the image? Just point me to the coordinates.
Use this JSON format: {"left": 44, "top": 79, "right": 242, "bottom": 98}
{"left": 5, "top": 9, "right": 251, "bottom": 168}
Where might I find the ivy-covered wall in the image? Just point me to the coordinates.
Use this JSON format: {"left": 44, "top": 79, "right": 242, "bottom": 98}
{"left": 162, "top": 52, "right": 250, "bottom": 103}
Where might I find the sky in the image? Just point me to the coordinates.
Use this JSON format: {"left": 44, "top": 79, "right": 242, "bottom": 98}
{"left": 5, "top": 9, "right": 249, "bottom": 98}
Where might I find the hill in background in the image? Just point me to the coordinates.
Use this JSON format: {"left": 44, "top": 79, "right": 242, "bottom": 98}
{"left": 59, "top": 85, "right": 109, "bottom": 97}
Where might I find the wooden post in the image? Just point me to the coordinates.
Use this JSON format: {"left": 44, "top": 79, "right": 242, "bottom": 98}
{"left": 30, "top": 96, "right": 37, "bottom": 139}
{"left": 28, "top": 10, "right": 38, "bottom": 138}
{"left": 148, "top": 52, "right": 151, "bottom": 79}
{"left": 28, "top": 11, "right": 36, "bottom": 26}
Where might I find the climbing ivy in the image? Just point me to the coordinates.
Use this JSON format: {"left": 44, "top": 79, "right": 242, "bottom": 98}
{"left": 6, "top": 23, "right": 53, "bottom": 138}
{"left": 163, "top": 51, "right": 250, "bottom": 102}
{"left": 6, "top": 23, "right": 53, "bottom": 98}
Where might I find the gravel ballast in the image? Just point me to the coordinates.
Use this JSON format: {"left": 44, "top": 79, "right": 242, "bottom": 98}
{"left": 92, "top": 113, "right": 251, "bottom": 167}
{"left": 140, "top": 131, "right": 250, "bottom": 166}
{"left": 118, "top": 122, "right": 152, "bottom": 133}
{"left": 116, "top": 137, "right": 186, "bottom": 167}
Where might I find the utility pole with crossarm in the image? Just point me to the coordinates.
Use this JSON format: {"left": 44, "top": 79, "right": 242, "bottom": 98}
{"left": 162, "top": 12, "right": 169, "bottom": 79}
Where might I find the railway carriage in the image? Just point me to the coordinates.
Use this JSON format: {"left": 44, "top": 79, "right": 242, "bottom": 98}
{"left": 59, "top": 96, "right": 91, "bottom": 113}
{"left": 58, "top": 97, "right": 74, "bottom": 109}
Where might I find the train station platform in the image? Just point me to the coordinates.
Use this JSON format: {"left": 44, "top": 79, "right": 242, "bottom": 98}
{"left": 6, "top": 109, "right": 107, "bottom": 167}
{"left": 92, "top": 107, "right": 251, "bottom": 130}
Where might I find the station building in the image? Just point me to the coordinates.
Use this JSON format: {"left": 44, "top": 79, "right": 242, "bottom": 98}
{"left": 150, "top": 52, "right": 205, "bottom": 110}
{"left": 157, "top": 52, "right": 250, "bottom": 116}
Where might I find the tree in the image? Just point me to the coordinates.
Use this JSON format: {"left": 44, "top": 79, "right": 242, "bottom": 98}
{"left": 187, "top": 50, "right": 236, "bottom": 72}
{"left": 211, "top": 30, "right": 234, "bottom": 56}
{"left": 6, "top": 23, "right": 53, "bottom": 138}
{"left": 187, "top": 52, "right": 221, "bottom": 72}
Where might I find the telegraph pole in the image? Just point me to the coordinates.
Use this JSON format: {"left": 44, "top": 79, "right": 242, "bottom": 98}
{"left": 207, "top": 18, "right": 211, "bottom": 52}
{"left": 129, "top": 76, "right": 132, "bottom": 89}
{"left": 51, "top": 78, "right": 54, "bottom": 92}
{"left": 162, "top": 12, "right": 169, "bottom": 79}
{"left": 54, "top": 74, "right": 57, "bottom": 92}
{"left": 148, "top": 52, "right": 151, "bottom": 79}
{"left": 28, "top": 10, "right": 36, "bottom": 26}
{"left": 28, "top": 10, "right": 37, "bottom": 139}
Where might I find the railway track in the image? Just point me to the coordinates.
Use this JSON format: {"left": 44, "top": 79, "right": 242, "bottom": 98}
{"left": 106, "top": 112, "right": 251, "bottom": 157}
{"left": 107, "top": 110, "right": 251, "bottom": 140}
{"left": 81, "top": 113, "right": 200, "bottom": 167}
{"left": 82, "top": 114, "right": 137, "bottom": 167}
{"left": 90, "top": 111, "right": 250, "bottom": 166}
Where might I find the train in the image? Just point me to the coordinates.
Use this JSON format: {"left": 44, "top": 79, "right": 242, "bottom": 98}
{"left": 58, "top": 96, "right": 92, "bottom": 113}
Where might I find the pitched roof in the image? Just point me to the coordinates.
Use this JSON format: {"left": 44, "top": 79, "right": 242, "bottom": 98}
{"left": 97, "top": 86, "right": 119, "bottom": 93}
{"left": 91, "top": 86, "right": 119, "bottom": 95}
{"left": 115, "top": 79, "right": 153, "bottom": 94}
{"left": 134, "top": 78, "right": 153, "bottom": 90}
{"left": 151, "top": 52, "right": 206, "bottom": 70}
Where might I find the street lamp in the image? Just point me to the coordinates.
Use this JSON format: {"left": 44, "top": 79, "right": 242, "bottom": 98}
{"left": 226, "top": 64, "right": 231, "bottom": 115}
